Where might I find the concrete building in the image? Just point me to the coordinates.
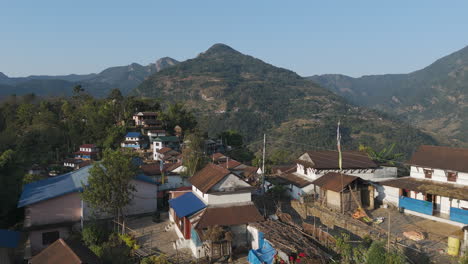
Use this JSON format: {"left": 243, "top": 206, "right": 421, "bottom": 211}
{"left": 121, "top": 132, "right": 148, "bottom": 149}
{"left": 380, "top": 145, "right": 468, "bottom": 227}
{"left": 168, "top": 163, "right": 263, "bottom": 259}
{"left": 17, "top": 166, "right": 158, "bottom": 255}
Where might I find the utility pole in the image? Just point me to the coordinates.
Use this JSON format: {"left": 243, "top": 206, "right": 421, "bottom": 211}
{"left": 387, "top": 210, "right": 391, "bottom": 252}
{"left": 261, "top": 134, "right": 266, "bottom": 194}
{"left": 337, "top": 121, "right": 344, "bottom": 214}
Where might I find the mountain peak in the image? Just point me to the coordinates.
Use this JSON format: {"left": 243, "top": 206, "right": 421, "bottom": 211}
{"left": 203, "top": 43, "right": 240, "bottom": 56}
{"left": 155, "top": 57, "right": 179, "bottom": 72}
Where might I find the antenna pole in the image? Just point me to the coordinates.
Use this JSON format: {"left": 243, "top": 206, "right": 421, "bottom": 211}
{"left": 262, "top": 134, "right": 266, "bottom": 194}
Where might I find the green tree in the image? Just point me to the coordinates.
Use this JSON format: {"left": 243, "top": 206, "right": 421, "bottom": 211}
{"left": 359, "top": 143, "right": 403, "bottom": 165}
{"left": 181, "top": 133, "right": 207, "bottom": 177}
{"left": 160, "top": 103, "right": 197, "bottom": 134}
{"left": 0, "top": 150, "right": 24, "bottom": 228}
{"left": 81, "top": 149, "right": 138, "bottom": 231}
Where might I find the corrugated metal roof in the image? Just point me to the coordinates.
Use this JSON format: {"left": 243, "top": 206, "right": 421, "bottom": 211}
{"left": 125, "top": 132, "right": 142, "bottom": 138}
{"left": 169, "top": 192, "right": 206, "bottom": 218}
{"left": 277, "top": 173, "right": 313, "bottom": 188}
{"left": 18, "top": 165, "right": 156, "bottom": 208}
{"left": 29, "top": 238, "right": 101, "bottom": 264}
{"left": 18, "top": 166, "right": 92, "bottom": 208}
{"left": 300, "top": 151, "right": 377, "bottom": 169}
{"left": 380, "top": 177, "right": 468, "bottom": 201}
{"left": 311, "top": 172, "right": 359, "bottom": 192}
{"left": 195, "top": 203, "right": 263, "bottom": 229}
{"left": 0, "top": 229, "right": 20, "bottom": 248}
{"left": 189, "top": 163, "right": 231, "bottom": 193}
{"left": 408, "top": 145, "right": 468, "bottom": 173}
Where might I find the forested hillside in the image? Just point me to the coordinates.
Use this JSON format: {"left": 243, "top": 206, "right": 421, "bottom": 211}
{"left": 134, "top": 44, "right": 436, "bottom": 156}
{"left": 0, "top": 91, "right": 195, "bottom": 228}
{"left": 308, "top": 45, "right": 468, "bottom": 146}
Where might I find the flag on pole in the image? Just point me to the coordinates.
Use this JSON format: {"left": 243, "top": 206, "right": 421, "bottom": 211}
{"left": 337, "top": 121, "right": 342, "bottom": 171}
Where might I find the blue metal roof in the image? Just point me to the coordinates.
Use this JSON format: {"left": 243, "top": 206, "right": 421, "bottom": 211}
{"left": 126, "top": 132, "right": 142, "bottom": 138}
{"left": 18, "top": 166, "right": 92, "bottom": 208}
{"left": 18, "top": 165, "right": 158, "bottom": 208}
{"left": 169, "top": 192, "right": 206, "bottom": 218}
{"left": 0, "top": 229, "right": 20, "bottom": 248}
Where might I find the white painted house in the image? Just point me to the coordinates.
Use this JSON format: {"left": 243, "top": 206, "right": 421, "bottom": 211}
{"left": 380, "top": 145, "right": 468, "bottom": 227}
{"left": 271, "top": 151, "right": 383, "bottom": 200}
{"left": 168, "top": 163, "right": 263, "bottom": 259}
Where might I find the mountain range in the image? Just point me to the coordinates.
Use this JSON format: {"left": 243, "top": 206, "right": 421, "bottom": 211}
{"left": 133, "top": 44, "right": 435, "bottom": 156}
{"left": 0, "top": 57, "right": 179, "bottom": 98}
{"left": 308, "top": 45, "right": 468, "bottom": 146}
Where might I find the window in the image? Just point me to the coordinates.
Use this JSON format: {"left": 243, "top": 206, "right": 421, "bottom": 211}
{"left": 423, "top": 169, "right": 433, "bottom": 179}
{"left": 447, "top": 171, "right": 458, "bottom": 182}
{"left": 42, "top": 231, "right": 59, "bottom": 245}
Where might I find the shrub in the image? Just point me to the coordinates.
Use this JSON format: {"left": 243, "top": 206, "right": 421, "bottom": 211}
{"left": 118, "top": 233, "right": 140, "bottom": 250}
{"left": 82, "top": 222, "right": 109, "bottom": 246}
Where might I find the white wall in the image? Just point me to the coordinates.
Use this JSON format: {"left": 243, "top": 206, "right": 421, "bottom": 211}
{"left": 375, "top": 185, "right": 399, "bottom": 207}
{"left": 158, "top": 176, "right": 190, "bottom": 191}
{"left": 206, "top": 192, "right": 251, "bottom": 205}
{"left": 247, "top": 225, "right": 260, "bottom": 250}
{"left": 410, "top": 166, "right": 468, "bottom": 186}
{"left": 83, "top": 179, "right": 157, "bottom": 220}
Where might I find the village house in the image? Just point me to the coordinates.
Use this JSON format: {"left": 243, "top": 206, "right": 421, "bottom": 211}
{"left": 74, "top": 144, "right": 99, "bottom": 160}
{"left": 63, "top": 158, "right": 91, "bottom": 170}
{"left": 152, "top": 136, "right": 180, "bottom": 152}
{"left": 168, "top": 163, "right": 263, "bottom": 259}
{"left": 312, "top": 172, "right": 374, "bottom": 212}
{"left": 140, "top": 162, "right": 190, "bottom": 192}
{"left": 17, "top": 166, "right": 158, "bottom": 255}
{"left": 379, "top": 145, "right": 468, "bottom": 227}
{"left": 268, "top": 151, "right": 395, "bottom": 199}
{"left": 211, "top": 153, "right": 228, "bottom": 164}
{"left": 133, "top": 112, "right": 158, "bottom": 127}
{"left": 121, "top": 132, "right": 148, "bottom": 149}
{"left": 153, "top": 147, "right": 180, "bottom": 163}
{"left": 147, "top": 130, "right": 166, "bottom": 142}
{"left": 29, "top": 238, "right": 101, "bottom": 264}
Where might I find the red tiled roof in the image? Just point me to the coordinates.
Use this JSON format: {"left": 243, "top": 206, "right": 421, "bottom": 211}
{"left": 196, "top": 203, "right": 264, "bottom": 229}
{"left": 299, "top": 151, "right": 377, "bottom": 170}
{"left": 408, "top": 145, "right": 468, "bottom": 173}
{"left": 311, "top": 172, "right": 359, "bottom": 192}
{"left": 189, "top": 163, "right": 231, "bottom": 193}
{"left": 30, "top": 238, "right": 101, "bottom": 264}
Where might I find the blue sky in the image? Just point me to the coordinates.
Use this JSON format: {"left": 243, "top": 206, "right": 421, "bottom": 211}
{"left": 1, "top": 0, "right": 467, "bottom": 77}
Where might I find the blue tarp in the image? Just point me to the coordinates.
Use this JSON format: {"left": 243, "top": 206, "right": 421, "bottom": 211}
{"left": 0, "top": 229, "right": 20, "bottom": 248}
{"left": 169, "top": 192, "right": 206, "bottom": 218}
{"left": 399, "top": 196, "right": 433, "bottom": 215}
{"left": 450, "top": 207, "right": 468, "bottom": 224}
{"left": 248, "top": 240, "right": 276, "bottom": 264}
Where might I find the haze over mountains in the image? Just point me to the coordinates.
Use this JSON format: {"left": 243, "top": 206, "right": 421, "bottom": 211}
{"left": 0, "top": 57, "right": 179, "bottom": 98}
{"left": 4, "top": 43, "right": 468, "bottom": 154}
{"left": 134, "top": 43, "right": 435, "bottom": 155}
{"left": 308, "top": 45, "right": 468, "bottom": 146}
